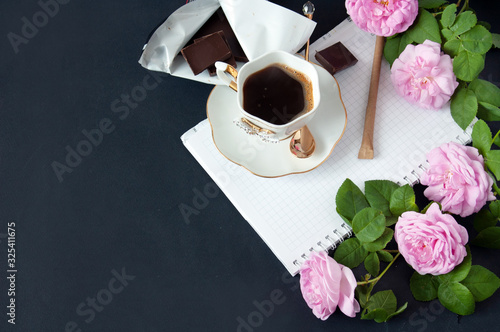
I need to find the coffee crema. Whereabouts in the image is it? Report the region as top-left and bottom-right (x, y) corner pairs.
(242, 63), (314, 125)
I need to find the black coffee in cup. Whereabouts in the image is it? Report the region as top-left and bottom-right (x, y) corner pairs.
(242, 64), (314, 125)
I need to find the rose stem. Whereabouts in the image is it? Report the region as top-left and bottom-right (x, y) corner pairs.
(357, 252), (401, 286)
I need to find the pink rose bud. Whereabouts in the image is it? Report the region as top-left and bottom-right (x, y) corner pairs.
(345, 0), (419, 36)
(391, 40), (459, 110)
(421, 142), (496, 217)
(299, 251), (360, 320)
(395, 203), (468, 275)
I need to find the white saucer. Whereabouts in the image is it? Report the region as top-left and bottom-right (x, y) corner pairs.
(206, 65), (347, 177)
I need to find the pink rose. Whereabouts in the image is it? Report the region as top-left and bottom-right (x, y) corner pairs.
(391, 40), (459, 110)
(345, 0), (418, 36)
(395, 203), (468, 275)
(299, 251), (360, 320)
(420, 142), (496, 217)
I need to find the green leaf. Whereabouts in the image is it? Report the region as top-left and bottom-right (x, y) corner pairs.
(361, 308), (389, 323)
(364, 252), (380, 277)
(385, 216), (398, 227)
(366, 290), (397, 314)
(384, 35), (402, 66)
(384, 33), (413, 66)
(389, 184), (419, 216)
(461, 25), (493, 55)
(473, 208), (498, 233)
(438, 282), (475, 315)
(477, 102), (500, 121)
(440, 4), (457, 28)
(450, 11), (477, 36)
(472, 226), (500, 249)
(450, 85), (478, 129)
(441, 28), (455, 42)
(363, 228), (394, 252)
(492, 32), (500, 48)
(490, 200), (500, 218)
(334, 238), (368, 268)
(462, 265), (500, 302)
(352, 208), (386, 243)
(472, 119), (492, 156)
(443, 38), (463, 57)
(436, 246), (472, 284)
(336, 179), (370, 221)
(407, 9), (442, 44)
(336, 210), (353, 228)
(377, 250), (393, 263)
(419, 0), (447, 9)
(469, 78), (500, 106)
(410, 272), (438, 301)
(355, 282), (374, 308)
(453, 50), (485, 81)
(485, 150), (500, 181)
(365, 180), (400, 217)
(386, 302), (408, 320)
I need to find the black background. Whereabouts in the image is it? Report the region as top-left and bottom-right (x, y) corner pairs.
(1, 1), (499, 331)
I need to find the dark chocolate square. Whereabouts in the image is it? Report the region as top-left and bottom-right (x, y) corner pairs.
(190, 8), (248, 62)
(315, 42), (358, 76)
(195, 31), (236, 76)
(181, 32), (231, 75)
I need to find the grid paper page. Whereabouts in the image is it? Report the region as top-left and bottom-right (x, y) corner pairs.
(181, 18), (472, 275)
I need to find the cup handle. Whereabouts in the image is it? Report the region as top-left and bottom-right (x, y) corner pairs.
(215, 62), (238, 92)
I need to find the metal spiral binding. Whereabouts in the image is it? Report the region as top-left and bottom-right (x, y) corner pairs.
(341, 223), (352, 236)
(292, 223), (352, 269)
(456, 134), (468, 145)
(401, 163), (429, 186)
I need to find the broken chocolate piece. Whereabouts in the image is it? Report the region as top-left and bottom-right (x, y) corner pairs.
(181, 32), (231, 75)
(190, 8), (248, 62)
(315, 42), (358, 76)
(195, 31), (236, 76)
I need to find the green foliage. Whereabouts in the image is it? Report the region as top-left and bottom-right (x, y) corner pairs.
(485, 150), (500, 181)
(389, 185), (419, 216)
(450, 85), (478, 130)
(492, 33), (500, 48)
(471, 119), (492, 156)
(352, 208), (386, 243)
(334, 238), (368, 268)
(361, 290), (407, 322)
(333, 174), (500, 320)
(406, 9), (442, 44)
(365, 252), (380, 277)
(418, 0), (447, 9)
(410, 273), (438, 301)
(336, 179), (370, 222)
(472, 226), (500, 249)
(334, 180), (414, 322)
(365, 180), (400, 217)
(363, 228), (394, 252)
(408, 246), (500, 315)
(438, 282), (475, 315)
(462, 265), (500, 301)
(382, 1), (496, 128)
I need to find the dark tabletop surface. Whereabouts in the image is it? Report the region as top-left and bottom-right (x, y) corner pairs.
(1, 1), (499, 331)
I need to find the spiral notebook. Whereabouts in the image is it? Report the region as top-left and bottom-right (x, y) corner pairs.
(181, 18), (473, 276)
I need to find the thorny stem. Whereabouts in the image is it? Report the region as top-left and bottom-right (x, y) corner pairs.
(357, 252), (401, 286)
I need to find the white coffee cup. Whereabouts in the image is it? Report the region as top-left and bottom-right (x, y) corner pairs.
(215, 50), (320, 143)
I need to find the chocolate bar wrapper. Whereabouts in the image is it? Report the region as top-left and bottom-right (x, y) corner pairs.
(138, 0), (316, 85)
